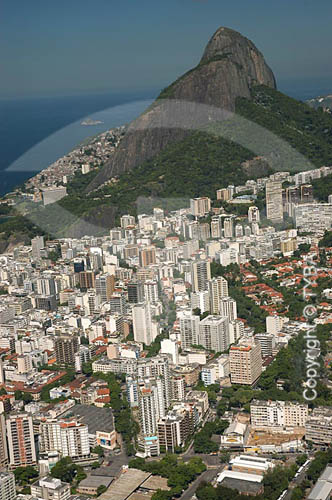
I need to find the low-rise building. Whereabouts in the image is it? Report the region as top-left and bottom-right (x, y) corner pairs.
(31, 477), (70, 500)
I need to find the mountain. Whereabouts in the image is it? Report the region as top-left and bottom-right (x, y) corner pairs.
(3, 27), (332, 244)
(89, 27), (276, 190)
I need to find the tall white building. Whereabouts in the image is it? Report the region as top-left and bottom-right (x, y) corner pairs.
(250, 400), (308, 429)
(0, 472), (16, 500)
(7, 413), (37, 467)
(190, 197), (211, 217)
(199, 315), (230, 352)
(230, 342), (262, 386)
(223, 218), (234, 238)
(144, 280), (159, 304)
(266, 315), (286, 334)
(126, 376), (139, 407)
(219, 297), (237, 321)
(160, 338), (179, 364)
(137, 356), (171, 414)
(138, 379), (163, 436)
(266, 181), (283, 222)
(39, 420), (90, 459)
(254, 333), (276, 357)
(248, 206), (260, 223)
(190, 291), (210, 313)
(191, 260), (211, 292)
(31, 235), (45, 259)
(133, 302), (159, 346)
(209, 276), (229, 315)
(179, 310), (200, 349)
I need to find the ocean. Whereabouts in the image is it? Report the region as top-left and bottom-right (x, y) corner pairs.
(0, 90), (157, 196)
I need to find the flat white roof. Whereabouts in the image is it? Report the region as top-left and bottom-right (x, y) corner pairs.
(230, 455), (273, 471)
(218, 471), (263, 484)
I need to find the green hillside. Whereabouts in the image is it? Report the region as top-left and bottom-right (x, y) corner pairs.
(3, 85), (332, 241)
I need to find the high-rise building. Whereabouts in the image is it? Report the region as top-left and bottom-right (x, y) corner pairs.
(126, 376), (139, 407)
(120, 214), (136, 229)
(216, 188), (231, 202)
(79, 271), (96, 290)
(219, 297), (237, 321)
(0, 472), (16, 500)
(7, 413), (37, 467)
(254, 333), (277, 357)
(190, 291), (210, 314)
(160, 338), (179, 365)
(266, 181), (283, 222)
(139, 247), (156, 268)
(179, 310), (200, 349)
(133, 303), (159, 346)
(158, 408), (192, 452)
(191, 260), (211, 292)
(209, 276), (229, 315)
(190, 197), (211, 217)
(54, 336), (79, 366)
(127, 281), (144, 304)
(250, 400), (308, 429)
(31, 235), (45, 260)
(223, 218), (234, 238)
(229, 342), (262, 386)
(199, 315), (230, 352)
(40, 420), (90, 459)
(17, 354), (33, 374)
(0, 414), (8, 467)
(144, 280), (159, 304)
(248, 206), (260, 223)
(36, 277), (56, 296)
(138, 380), (161, 436)
(210, 216), (222, 239)
(266, 315), (285, 335)
(74, 346), (91, 373)
(95, 274), (115, 302)
(137, 356), (171, 414)
(109, 293), (127, 314)
(35, 295), (57, 311)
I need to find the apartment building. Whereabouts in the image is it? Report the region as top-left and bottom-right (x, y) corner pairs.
(305, 407), (332, 445)
(250, 400), (308, 429)
(54, 336), (79, 365)
(0, 472), (16, 500)
(190, 197), (211, 217)
(229, 342), (262, 386)
(199, 315), (230, 353)
(6, 413), (37, 467)
(31, 477), (70, 500)
(39, 419), (90, 459)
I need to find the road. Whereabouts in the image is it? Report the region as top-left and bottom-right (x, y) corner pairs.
(284, 458), (313, 500)
(180, 468), (220, 500)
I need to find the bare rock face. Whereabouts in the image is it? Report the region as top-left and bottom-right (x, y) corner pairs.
(89, 27), (276, 190)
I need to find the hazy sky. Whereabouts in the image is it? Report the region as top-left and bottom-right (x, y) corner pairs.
(2, 0), (332, 98)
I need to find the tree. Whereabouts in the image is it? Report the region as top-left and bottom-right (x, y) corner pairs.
(296, 454), (308, 466)
(51, 457), (76, 483)
(219, 451), (230, 464)
(92, 445), (105, 458)
(290, 486), (305, 500)
(14, 466), (38, 486)
(97, 485), (108, 496)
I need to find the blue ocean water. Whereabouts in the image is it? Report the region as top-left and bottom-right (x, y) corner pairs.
(0, 90), (157, 196)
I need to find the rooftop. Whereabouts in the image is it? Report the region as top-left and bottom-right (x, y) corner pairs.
(62, 404), (114, 434)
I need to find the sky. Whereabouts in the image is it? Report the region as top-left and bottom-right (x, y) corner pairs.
(2, 0), (332, 99)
